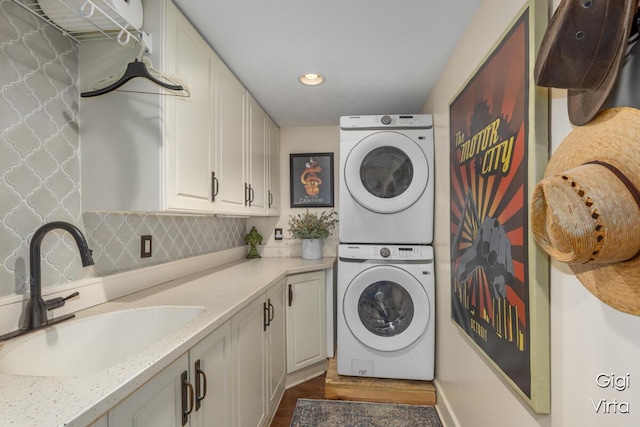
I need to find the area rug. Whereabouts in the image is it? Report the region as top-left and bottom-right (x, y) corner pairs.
(290, 399), (442, 427)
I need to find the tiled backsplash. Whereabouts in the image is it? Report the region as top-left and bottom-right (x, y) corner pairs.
(0, 1), (247, 298)
(0, 0), (87, 296)
(83, 212), (246, 276)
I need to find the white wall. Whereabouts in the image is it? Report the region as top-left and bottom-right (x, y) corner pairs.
(425, 0), (640, 426)
(248, 125), (340, 258)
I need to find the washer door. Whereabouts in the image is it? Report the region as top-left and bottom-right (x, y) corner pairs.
(343, 265), (430, 352)
(344, 131), (429, 214)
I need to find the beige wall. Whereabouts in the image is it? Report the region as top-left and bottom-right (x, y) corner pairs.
(425, 0), (640, 426)
(250, 2), (640, 424)
(248, 125), (340, 258)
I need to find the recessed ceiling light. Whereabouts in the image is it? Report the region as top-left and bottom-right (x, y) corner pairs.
(300, 73), (324, 86)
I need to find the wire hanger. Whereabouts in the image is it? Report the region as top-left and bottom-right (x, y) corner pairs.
(81, 42), (190, 98)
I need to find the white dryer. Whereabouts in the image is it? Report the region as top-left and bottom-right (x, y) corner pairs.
(337, 244), (435, 381)
(339, 114), (434, 245)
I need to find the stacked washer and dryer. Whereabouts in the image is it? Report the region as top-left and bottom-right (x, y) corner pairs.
(337, 114), (435, 381)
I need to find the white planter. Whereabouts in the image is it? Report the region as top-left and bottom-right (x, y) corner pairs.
(301, 239), (323, 260)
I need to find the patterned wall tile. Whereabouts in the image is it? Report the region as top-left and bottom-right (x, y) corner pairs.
(0, 1), (248, 298)
(0, 0), (87, 296)
(82, 212), (246, 276)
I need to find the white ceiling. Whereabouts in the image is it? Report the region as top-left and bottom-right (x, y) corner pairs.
(171, 0), (481, 127)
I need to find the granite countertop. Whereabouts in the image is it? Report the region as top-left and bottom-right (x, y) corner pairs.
(0, 257), (335, 427)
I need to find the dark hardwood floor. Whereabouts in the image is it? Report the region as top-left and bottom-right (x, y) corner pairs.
(270, 373), (327, 427)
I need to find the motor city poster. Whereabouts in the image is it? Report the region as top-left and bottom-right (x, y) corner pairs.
(449, 9), (532, 399)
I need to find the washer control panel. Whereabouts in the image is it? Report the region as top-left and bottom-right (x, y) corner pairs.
(339, 244), (433, 261)
(340, 114), (433, 129)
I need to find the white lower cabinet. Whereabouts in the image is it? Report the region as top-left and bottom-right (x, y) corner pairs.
(104, 274), (320, 427)
(266, 281), (286, 415)
(232, 279), (286, 427)
(190, 322), (233, 426)
(108, 323), (232, 427)
(89, 414), (108, 427)
(286, 271), (327, 373)
(231, 296), (266, 427)
(109, 353), (188, 426)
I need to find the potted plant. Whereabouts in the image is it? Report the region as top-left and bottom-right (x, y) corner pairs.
(288, 210), (338, 259)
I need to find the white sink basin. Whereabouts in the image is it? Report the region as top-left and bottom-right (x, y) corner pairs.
(0, 305), (206, 377)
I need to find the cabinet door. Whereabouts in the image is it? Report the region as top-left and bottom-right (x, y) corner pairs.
(267, 119), (280, 216)
(214, 65), (248, 215)
(246, 96), (267, 215)
(266, 280), (286, 414)
(164, 3), (216, 212)
(190, 322), (232, 427)
(109, 353), (189, 427)
(89, 414), (107, 427)
(232, 296), (267, 427)
(286, 271), (327, 373)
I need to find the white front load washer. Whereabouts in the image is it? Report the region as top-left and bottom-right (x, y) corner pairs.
(339, 114), (434, 245)
(337, 244), (435, 381)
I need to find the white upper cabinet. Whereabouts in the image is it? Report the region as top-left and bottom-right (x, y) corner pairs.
(246, 95), (268, 215)
(213, 63), (248, 215)
(213, 75), (272, 216)
(164, 4), (217, 212)
(267, 118), (281, 216)
(79, 0), (279, 216)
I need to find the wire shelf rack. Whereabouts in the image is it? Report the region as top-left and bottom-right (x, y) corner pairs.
(12, 0), (142, 45)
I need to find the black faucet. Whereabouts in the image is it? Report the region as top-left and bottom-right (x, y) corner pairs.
(0, 222), (94, 340)
(24, 221), (95, 330)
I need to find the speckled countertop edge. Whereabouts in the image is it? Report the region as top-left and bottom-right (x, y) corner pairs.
(0, 257), (335, 427)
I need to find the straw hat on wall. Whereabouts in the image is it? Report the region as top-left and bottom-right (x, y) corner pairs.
(531, 107), (640, 315)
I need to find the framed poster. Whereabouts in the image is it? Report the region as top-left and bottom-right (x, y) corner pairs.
(449, 0), (550, 413)
(290, 153), (334, 208)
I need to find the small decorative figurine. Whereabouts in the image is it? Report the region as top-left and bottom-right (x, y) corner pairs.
(244, 226), (263, 259)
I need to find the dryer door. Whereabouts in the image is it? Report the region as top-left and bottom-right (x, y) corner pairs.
(344, 131), (429, 214)
(343, 265), (430, 352)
